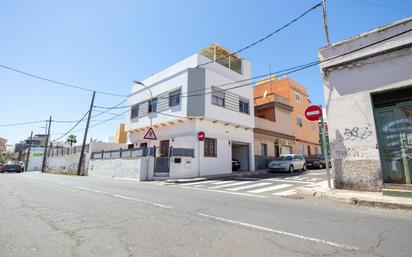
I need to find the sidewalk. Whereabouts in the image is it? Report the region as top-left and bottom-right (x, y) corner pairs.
(296, 181), (412, 211)
(164, 169), (269, 184)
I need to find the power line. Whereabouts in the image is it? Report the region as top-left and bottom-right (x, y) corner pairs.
(350, 0), (411, 13)
(52, 111), (89, 142)
(0, 120), (47, 127)
(197, 2), (322, 67)
(91, 99), (127, 118)
(0, 64), (127, 97)
(95, 26), (412, 110)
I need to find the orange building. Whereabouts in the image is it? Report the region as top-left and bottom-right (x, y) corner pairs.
(254, 77), (320, 157)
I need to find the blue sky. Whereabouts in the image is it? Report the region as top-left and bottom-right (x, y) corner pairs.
(1, 0), (411, 144)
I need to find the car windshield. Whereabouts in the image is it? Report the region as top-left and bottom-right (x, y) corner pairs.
(310, 155), (324, 159)
(275, 156), (293, 161)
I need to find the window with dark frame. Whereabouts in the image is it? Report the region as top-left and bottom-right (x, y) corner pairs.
(131, 105), (139, 119)
(148, 98), (157, 113)
(212, 88), (225, 107)
(169, 89), (181, 107)
(261, 143), (268, 156)
(204, 138), (217, 157)
(239, 99), (249, 114)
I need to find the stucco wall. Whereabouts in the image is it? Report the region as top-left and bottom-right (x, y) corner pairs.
(319, 18), (412, 191)
(46, 153), (88, 175)
(89, 158), (146, 180)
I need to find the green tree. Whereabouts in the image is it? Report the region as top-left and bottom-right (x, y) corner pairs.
(66, 134), (77, 147)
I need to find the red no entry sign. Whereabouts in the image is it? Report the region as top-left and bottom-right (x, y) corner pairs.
(305, 105), (322, 121)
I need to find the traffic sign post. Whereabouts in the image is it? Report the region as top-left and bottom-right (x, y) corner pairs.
(305, 105), (332, 189)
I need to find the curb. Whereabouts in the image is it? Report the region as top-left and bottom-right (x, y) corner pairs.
(296, 187), (412, 211)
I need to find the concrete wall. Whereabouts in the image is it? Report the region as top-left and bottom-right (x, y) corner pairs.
(319, 17), (412, 191)
(89, 157), (146, 180)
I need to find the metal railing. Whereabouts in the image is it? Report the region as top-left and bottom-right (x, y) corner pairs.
(47, 145), (89, 158)
(91, 146), (194, 160)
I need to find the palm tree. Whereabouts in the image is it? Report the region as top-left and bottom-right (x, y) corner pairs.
(66, 134), (77, 147)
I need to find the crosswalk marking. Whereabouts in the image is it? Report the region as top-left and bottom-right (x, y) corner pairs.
(212, 181), (236, 185)
(272, 189), (296, 196)
(248, 184), (292, 193)
(264, 179), (310, 184)
(226, 182), (272, 191)
(211, 181), (253, 189)
(184, 180), (217, 186)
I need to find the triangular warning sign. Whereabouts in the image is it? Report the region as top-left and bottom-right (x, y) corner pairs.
(143, 127), (157, 140)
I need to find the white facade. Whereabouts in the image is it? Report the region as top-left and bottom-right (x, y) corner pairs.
(126, 45), (255, 178)
(319, 17), (412, 191)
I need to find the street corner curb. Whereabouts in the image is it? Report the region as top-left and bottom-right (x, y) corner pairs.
(355, 199), (412, 211)
(295, 186), (329, 198)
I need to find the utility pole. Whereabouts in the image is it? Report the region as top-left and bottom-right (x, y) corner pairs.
(322, 0), (331, 46)
(25, 131), (33, 172)
(77, 91), (96, 176)
(41, 116), (52, 173)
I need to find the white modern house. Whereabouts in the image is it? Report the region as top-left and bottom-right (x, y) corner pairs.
(319, 17), (412, 194)
(125, 44), (255, 179)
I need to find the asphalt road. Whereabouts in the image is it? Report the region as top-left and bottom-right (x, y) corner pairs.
(1, 172), (412, 257)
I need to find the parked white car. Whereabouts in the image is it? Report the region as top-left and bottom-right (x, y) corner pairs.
(268, 154), (306, 173)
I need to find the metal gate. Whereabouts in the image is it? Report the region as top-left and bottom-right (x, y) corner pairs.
(374, 101), (412, 184)
(153, 144), (170, 176)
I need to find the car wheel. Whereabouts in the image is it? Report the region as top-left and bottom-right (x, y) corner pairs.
(329, 162), (332, 168)
(302, 164), (307, 171)
(289, 165), (294, 173)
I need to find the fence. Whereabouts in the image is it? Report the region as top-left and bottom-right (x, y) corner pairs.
(91, 146), (194, 160)
(47, 145), (89, 157)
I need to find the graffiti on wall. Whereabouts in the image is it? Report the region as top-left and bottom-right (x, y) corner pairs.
(343, 127), (373, 141)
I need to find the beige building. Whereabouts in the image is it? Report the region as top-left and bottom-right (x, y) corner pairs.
(0, 137), (7, 153)
(255, 77), (320, 158)
(253, 88), (295, 169)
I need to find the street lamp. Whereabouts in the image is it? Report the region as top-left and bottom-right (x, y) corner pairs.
(133, 80), (154, 181)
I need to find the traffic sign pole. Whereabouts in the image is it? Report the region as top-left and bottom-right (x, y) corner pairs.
(319, 105), (332, 189)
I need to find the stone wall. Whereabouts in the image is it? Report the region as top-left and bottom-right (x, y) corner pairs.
(334, 159), (383, 192)
(46, 153), (87, 175)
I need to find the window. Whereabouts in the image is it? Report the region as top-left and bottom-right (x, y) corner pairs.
(169, 89), (181, 107)
(148, 98), (157, 113)
(274, 145), (280, 158)
(239, 99), (249, 114)
(204, 138), (217, 157)
(261, 143), (268, 156)
(212, 88), (225, 107)
(307, 145), (311, 157)
(131, 105), (139, 119)
(295, 93), (301, 102)
(296, 117), (303, 127)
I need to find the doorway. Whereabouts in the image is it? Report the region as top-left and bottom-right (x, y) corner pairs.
(373, 87), (412, 184)
(232, 142), (250, 171)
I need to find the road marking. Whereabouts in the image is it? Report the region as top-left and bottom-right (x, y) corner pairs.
(180, 186), (266, 198)
(211, 181), (253, 189)
(264, 179), (311, 184)
(197, 213), (359, 251)
(75, 186), (173, 209)
(227, 182), (272, 191)
(112, 194), (173, 209)
(248, 184), (292, 193)
(183, 180), (217, 185)
(212, 181), (238, 185)
(272, 189), (296, 196)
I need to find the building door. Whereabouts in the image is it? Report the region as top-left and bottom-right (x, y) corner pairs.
(374, 101), (412, 184)
(154, 140), (170, 176)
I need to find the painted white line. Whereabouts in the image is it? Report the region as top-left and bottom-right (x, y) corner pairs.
(211, 181), (253, 189)
(264, 179), (311, 184)
(227, 182), (272, 191)
(197, 213), (359, 251)
(75, 186), (173, 209)
(272, 189), (296, 196)
(248, 184), (292, 193)
(111, 194), (173, 209)
(76, 186), (107, 194)
(212, 181), (237, 185)
(183, 180), (217, 186)
(180, 186), (266, 198)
